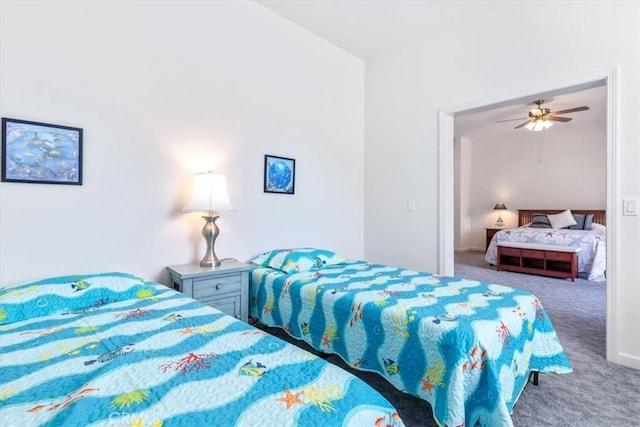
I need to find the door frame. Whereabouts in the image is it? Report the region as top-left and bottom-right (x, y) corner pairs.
(438, 68), (617, 363)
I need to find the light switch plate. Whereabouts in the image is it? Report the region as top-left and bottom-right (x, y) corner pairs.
(623, 199), (638, 216)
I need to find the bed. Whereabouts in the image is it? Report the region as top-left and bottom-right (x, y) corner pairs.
(0, 272), (404, 426)
(248, 248), (573, 427)
(485, 209), (606, 282)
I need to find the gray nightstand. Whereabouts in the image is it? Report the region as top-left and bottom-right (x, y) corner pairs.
(166, 261), (252, 322)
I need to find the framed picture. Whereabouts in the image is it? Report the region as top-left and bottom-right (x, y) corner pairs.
(264, 154), (295, 194)
(2, 117), (83, 185)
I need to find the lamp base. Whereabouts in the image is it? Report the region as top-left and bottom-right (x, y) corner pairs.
(200, 215), (221, 267)
(495, 215), (505, 228)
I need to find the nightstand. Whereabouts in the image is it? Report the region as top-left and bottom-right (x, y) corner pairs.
(485, 228), (502, 251)
(166, 261), (252, 322)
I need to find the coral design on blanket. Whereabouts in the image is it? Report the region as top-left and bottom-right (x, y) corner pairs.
(496, 321), (511, 348)
(304, 383), (343, 412)
(115, 308), (155, 319)
(160, 352), (219, 375)
(112, 390), (150, 410)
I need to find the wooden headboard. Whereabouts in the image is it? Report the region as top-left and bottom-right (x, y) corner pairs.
(518, 209), (606, 227)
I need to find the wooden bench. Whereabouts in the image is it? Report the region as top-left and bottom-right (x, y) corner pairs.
(497, 242), (582, 281)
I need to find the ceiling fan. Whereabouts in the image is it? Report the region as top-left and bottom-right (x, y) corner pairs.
(496, 99), (590, 131)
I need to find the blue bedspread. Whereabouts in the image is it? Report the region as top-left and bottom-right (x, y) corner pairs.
(249, 261), (573, 427)
(0, 272), (403, 426)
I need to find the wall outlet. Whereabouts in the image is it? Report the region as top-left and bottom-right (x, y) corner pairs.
(407, 200), (416, 212)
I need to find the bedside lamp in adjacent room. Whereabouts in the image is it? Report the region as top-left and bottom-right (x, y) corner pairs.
(184, 171), (233, 267)
(494, 202), (507, 228)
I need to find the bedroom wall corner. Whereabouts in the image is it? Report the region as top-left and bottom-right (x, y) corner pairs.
(0, 1), (365, 286)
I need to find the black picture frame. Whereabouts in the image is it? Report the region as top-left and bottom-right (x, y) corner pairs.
(264, 154), (295, 194)
(2, 117), (83, 185)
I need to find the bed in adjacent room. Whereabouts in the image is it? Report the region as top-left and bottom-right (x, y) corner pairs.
(485, 209), (606, 282)
(0, 272), (404, 426)
(248, 248), (573, 427)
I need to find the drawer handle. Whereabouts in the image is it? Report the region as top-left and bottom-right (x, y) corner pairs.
(215, 283), (222, 290)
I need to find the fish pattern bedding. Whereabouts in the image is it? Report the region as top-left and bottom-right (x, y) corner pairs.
(249, 249), (572, 427)
(0, 272), (404, 427)
(485, 225), (606, 282)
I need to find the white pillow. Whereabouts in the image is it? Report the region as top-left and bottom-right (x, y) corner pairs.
(548, 209), (577, 229)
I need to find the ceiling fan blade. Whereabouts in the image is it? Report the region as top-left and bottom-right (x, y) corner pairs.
(514, 120), (531, 129)
(495, 117), (528, 123)
(551, 106), (589, 115)
(547, 116), (572, 123)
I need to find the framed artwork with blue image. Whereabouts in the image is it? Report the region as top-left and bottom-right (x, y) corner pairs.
(2, 117), (83, 185)
(264, 154), (295, 194)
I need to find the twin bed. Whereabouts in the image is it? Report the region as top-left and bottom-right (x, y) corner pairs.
(485, 209), (607, 282)
(1, 245), (574, 427)
(0, 272), (403, 426)
(249, 248), (572, 427)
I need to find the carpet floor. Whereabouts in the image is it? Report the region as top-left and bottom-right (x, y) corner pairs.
(260, 251), (640, 426)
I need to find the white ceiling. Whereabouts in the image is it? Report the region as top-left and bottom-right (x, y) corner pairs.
(258, 0), (498, 60)
(257, 0), (607, 136)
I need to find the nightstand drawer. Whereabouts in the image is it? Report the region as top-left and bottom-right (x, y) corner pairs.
(201, 295), (241, 319)
(193, 274), (242, 299)
(545, 251), (573, 261)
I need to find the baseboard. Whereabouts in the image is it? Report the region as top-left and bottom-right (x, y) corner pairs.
(616, 352), (640, 370)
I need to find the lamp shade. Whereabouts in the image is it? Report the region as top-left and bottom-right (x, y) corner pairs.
(494, 202), (507, 210)
(183, 171), (232, 213)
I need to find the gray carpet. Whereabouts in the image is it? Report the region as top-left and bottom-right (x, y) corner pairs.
(261, 252), (640, 426)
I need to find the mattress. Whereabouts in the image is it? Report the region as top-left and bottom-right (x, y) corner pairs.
(0, 272), (404, 426)
(249, 261), (572, 427)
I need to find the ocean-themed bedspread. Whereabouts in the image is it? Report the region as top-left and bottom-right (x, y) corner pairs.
(0, 272), (403, 427)
(250, 262), (572, 427)
(485, 227), (606, 282)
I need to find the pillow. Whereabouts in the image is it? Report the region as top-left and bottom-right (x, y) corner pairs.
(528, 214), (552, 228)
(250, 248), (348, 273)
(548, 209), (577, 229)
(0, 272), (157, 325)
(568, 214), (586, 230)
(583, 214), (594, 230)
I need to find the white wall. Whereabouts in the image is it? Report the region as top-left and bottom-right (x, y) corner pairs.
(454, 136), (473, 250)
(456, 98), (607, 250)
(364, 2), (639, 368)
(0, 1), (365, 285)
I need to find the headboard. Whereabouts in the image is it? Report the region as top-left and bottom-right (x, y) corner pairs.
(518, 209), (606, 227)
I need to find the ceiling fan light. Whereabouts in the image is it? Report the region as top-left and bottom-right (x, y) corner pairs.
(526, 119), (552, 132)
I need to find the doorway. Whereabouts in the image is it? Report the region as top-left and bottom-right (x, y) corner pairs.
(438, 69), (617, 363)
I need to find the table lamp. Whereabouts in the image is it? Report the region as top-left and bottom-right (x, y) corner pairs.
(494, 202), (507, 228)
(183, 171), (232, 267)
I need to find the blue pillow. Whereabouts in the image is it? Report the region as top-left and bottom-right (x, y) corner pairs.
(528, 214), (552, 228)
(583, 214), (594, 230)
(569, 214), (586, 230)
(0, 272), (157, 325)
(251, 248), (349, 273)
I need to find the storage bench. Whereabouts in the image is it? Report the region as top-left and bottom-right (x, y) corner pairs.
(496, 242), (582, 281)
